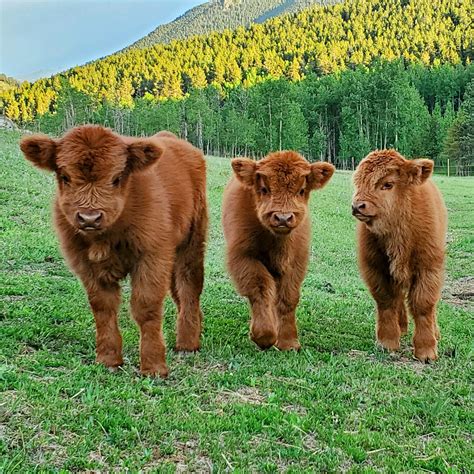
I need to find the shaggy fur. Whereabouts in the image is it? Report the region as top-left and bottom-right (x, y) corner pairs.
(222, 151), (335, 350)
(20, 126), (208, 377)
(352, 149), (447, 361)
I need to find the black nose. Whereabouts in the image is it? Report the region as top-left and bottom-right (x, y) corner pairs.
(352, 202), (366, 214)
(76, 210), (103, 229)
(272, 212), (295, 227)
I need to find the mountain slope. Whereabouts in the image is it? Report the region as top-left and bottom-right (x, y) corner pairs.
(126, 0), (336, 50)
(1, 0), (472, 123)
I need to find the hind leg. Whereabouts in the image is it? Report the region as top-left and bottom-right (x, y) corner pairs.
(174, 213), (207, 352)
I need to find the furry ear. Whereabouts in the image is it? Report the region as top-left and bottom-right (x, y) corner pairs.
(307, 162), (335, 190)
(231, 158), (257, 188)
(20, 135), (57, 171)
(127, 139), (163, 172)
(406, 159), (434, 185)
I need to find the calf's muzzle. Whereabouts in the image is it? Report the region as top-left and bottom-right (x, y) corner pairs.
(76, 209), (103, 230)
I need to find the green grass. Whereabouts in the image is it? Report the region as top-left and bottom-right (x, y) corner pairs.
(1, 130), (473, 472)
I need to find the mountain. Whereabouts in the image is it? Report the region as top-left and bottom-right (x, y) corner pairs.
(125, 0), (337, 51)
(1, 0), (472, 123)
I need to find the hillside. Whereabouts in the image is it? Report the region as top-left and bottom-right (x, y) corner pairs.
(2, 0), (472, 125)
(125, 0), (336, 51)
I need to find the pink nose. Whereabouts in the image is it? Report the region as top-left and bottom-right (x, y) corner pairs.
(271, 212), (295, 227)
(76, 210), (103, 229)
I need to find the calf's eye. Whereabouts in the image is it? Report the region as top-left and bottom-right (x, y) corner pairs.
(299, 188), (305, 196)
(59, 174), (70, 185)
(112, 176), (122, 187)
(382, 182), (393, 190)
(260, 186), (268, 195)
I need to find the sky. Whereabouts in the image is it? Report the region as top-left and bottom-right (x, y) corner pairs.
(0, 0), (204, 81)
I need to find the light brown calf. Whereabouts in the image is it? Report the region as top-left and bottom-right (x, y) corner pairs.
(20, 126), (208, 377)
(222, 151), (335, 350)
(352, 149), (447, 361)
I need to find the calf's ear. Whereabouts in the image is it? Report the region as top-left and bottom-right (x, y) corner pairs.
(307, 162), (335, 190)
(231, 158), (257, 187)
(127, 139), (163, 172)
(20, 135), (57, 171)
(406, 159), (434, 185)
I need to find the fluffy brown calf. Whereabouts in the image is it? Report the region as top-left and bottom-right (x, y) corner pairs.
(20, 126), (207, 377)
(352, 149), (447, 361)
(223, 151), (335, 350)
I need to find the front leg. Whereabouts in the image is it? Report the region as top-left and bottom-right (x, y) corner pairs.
(358, 226), (404, 351)
(228, 254), (277, 349)
(408, 269), (443, 362)
(275, 264), (306, 351)
(85, 281), (123, 369)
(368, 273), (405, 351)
(130, 255), (173, 377)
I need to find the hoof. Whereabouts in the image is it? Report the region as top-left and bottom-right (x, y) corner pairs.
(251, 330), (277, 350)
(97, 351), (123, 369)
(174, 342), (200, 353)
(414, 345), (438, 363)
(140, 364), (169, 379)
(376, 337), (400, 352)
(275, 339), (301, 351)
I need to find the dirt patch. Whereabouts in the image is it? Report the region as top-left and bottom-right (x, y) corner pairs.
(443, 276), (474, 309)
(282, 404), (308, 416)
(143, 440), (212, 473)
(2, 295), (27, 303)
(390, 355), (430, 374)
(347, 349), (429, 373)
(216, 386), (266, 406)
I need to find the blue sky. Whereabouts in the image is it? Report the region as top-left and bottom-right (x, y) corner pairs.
(0, 0), (204, 81)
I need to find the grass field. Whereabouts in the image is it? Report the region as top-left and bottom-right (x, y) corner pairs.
(1, 129), (473, 472)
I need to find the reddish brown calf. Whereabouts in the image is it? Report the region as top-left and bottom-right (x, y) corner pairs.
(352, 149), (447, 361)
(20, 126), (208, 377)
(222, 151), (335, 350)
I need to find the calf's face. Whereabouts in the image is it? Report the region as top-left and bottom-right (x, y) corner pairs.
(352, 150), (434, 227)
(232, 151), (335, 235)
(20, 126), (162, 234)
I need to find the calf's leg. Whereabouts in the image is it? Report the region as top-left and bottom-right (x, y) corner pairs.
(86, 281), (123, 369)
(131, 257), (173, 377)
(409, 270), (442, 362)
(275, 269), (305, 351)
(174, 212), (207, 352)
(364, 269), (404, 351)
(228, 255), (277, 349)
(358, 233), (403, 351)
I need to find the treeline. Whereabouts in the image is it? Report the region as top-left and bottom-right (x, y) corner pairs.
(0, 74), (19, 93)
(32, 61), (474, 174)
(1, 0), (472, 123)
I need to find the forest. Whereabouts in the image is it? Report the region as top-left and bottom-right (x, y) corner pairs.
(1, 0), (473, 172)
(31, 61), (474, 174)
(125, 0), (332, 51)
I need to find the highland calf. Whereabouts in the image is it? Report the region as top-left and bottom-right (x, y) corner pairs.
(352, 150), (447, 361)
(223, 151), (335, 350)
(20, 126), (207, 377)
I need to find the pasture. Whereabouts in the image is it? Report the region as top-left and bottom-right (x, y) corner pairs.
(1, 130), (473, 472)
